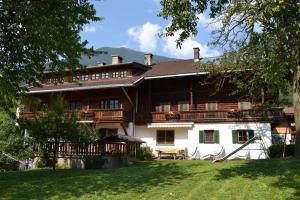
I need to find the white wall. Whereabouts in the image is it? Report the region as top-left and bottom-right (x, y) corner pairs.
(136, 122), (272, 160)
(135, 126), (189, 154)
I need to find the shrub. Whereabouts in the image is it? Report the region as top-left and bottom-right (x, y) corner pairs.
(136, 146), (153, 161)
(269, 144), (295, 158)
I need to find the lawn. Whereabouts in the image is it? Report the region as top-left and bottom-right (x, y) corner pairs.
(0, 159), (299, 200)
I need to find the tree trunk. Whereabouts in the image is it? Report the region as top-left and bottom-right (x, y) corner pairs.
(294, 48), (300, 158)
(52, 141), (58, 171)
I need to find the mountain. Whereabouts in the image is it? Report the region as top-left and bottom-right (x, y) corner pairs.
(79, 47), (175, 67)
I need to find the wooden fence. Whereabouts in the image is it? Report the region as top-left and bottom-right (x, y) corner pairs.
(42, 141), (139, 158)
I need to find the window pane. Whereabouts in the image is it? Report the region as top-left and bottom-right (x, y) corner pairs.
(157, 131), (165, 144)
(238, 130), (248, 143)
(179, 102), (189, 111)
(166, 131), (174, 144)
(240, 101), (251, 110)
(207, 102), (217, 111)
(161, 103), (170, 112)
(81, 74), (89, 81)
(204, 130), (214, 143)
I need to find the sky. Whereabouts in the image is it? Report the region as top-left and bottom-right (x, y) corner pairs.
(80, 0), (221, 59)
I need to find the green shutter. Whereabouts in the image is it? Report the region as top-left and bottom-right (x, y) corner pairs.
(199, 131), (204, 143)
(248, 130), (254, 140)
(232, 130), (238, 144)
(214, 130), (220, 144)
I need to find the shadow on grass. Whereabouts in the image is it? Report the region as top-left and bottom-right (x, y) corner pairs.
(214, 158), (300, 200)
(0, 161), (194, 199)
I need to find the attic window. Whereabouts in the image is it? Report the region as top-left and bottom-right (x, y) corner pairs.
(101, 72), (109, 79)
(71, 75), (79, 82)
(81, 74), (89, 81)
(112, 72), (120, 78)
(92, 73), (99, 80)
(120, 71), (127, 77)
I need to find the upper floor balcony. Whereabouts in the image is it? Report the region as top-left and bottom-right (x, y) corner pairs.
(20, 109), (131, 123)
(135, 108), (285, 123)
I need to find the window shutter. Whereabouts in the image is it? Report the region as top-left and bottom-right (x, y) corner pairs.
(199, 131), (204, 143)
(248, 130), (254, 139)
(232, 130), (238, 144)
(214, 130), (220, 144)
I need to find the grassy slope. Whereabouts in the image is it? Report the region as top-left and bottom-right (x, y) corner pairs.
(0, 159), (299, 200)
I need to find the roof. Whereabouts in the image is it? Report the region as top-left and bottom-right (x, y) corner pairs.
(28, 76), (143, 94)
(143, 57), (220, 79)
(98, 134), (145, 143)
(28, 57), (219, 93)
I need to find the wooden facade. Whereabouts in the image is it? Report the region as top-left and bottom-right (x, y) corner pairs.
(21, 57), (285, 125)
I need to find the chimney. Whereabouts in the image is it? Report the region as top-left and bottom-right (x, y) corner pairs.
(111, 55), (123, 65)
(97, 62), (106, 67)
(144, 53), (153, 66)
(193, 47), (200, 62)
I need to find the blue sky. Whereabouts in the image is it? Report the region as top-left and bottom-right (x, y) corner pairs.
(80, 0), (220, 59)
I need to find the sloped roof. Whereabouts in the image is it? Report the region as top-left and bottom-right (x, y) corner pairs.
(28, 76), (143, 94)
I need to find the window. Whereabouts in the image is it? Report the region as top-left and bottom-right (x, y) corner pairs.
(161, 102), (170, 112)
(101, 72), (109, 79)
(232, 130), (254, 144)
(70, 100), (80, 110)
(204, 130), (214, 143)
(238, 130), (248, 143)
(100, 99), (120, 109)
(178, 102), (189, 111)
(157, 130), (174, 145)
(47, 78), (58, 84)
(81, 74), (89, 81)
(199, 130), (220, 144)
(71, 75), (80, 82)
(120, 71), (127, 77)
(112, 71), (120, 78)
(92, 73), (99, 80)
(240, 101), (251, 110)
(207, 102), (217, 110)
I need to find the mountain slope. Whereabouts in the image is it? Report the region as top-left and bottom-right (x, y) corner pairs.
(80, 47), (175, 67)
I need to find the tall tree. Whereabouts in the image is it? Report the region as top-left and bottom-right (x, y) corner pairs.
(23, 95), (97, 170)
(0, 0), (101, 110)
(159, 0), (300, 157)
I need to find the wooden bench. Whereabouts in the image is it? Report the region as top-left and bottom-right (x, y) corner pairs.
(156, 148), (184, 160)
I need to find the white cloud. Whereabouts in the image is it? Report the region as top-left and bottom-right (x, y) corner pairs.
(197, 13), (221, 30)
(128, 22), (161, 52)
(83, 25), (96, 33)
(162, 32), (220, 58)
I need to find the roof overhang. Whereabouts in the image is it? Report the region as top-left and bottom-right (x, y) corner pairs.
(144, 72), (207, 80)
(28, 76), (144, 94)
(147, 122), (194, 128)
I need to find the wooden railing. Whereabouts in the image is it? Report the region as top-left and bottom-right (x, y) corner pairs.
(42, 141), (139, 157)
(136, 109), (284, 123)
(21, 109), (130, 122)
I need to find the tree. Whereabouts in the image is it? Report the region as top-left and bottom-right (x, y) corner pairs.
(158, 0), (300, 157)
(0, 111), (31, 170)
(23, 95), (97, 170)
(0, 0), (101, 111)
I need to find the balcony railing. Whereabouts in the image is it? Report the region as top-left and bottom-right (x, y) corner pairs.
(20, 109), (130, 122)
(135, 109), (285, 123)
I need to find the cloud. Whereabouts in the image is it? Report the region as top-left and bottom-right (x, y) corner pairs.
(128, 22), (161, 52)
(197, 13), (221, 30)
(83, 26), (96, 33)
(162, 32), (220, 58)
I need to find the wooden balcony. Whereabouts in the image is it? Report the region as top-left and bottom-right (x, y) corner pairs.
(135, 109), (285, 123)
(20, 109), (130, 122)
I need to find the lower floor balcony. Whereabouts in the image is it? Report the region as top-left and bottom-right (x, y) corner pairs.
(135, 109), (285, 123)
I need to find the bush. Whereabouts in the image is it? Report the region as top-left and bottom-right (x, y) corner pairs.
(0, 157), (19, 171)
(136, 146), (153, 161)
(269, 144), (295, 158)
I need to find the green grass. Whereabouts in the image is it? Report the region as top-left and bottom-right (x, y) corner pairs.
(0, 159), (299, 200)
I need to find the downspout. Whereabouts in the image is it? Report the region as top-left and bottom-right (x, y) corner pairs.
(121, 87), (135, 137)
